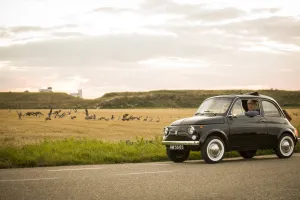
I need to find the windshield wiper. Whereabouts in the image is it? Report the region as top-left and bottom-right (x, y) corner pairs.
(195, 111), (216, 116)
(203, 110), (217, 116)
(204, 110), (214, 113)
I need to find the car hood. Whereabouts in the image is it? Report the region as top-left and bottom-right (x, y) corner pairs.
(171, 115), (225, 126)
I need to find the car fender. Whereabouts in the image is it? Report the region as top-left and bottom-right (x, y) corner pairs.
(278, 128), (297, 141)
(199, 129), (229, 145)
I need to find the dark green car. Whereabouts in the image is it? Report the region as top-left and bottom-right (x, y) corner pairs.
(162, 92), (299, 164)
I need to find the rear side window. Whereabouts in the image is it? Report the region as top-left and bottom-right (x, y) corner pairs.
(262, 101), (281, 117)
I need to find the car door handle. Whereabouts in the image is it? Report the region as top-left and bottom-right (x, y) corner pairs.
(258, 132), (267, 135)
(260, 119), (266, 122)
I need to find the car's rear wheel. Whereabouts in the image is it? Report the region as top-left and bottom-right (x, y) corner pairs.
(201, 136), (225, 164)
(275, 134), (295, 158)
(238, 150), (257, 159)
(166, 149), (190, 163)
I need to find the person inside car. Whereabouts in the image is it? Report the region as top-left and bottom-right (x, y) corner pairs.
(245, 99), (260, 117)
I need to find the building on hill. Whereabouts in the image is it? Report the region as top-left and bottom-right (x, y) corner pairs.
(39, 87), (52, 92)
(70, 89), (83, 98)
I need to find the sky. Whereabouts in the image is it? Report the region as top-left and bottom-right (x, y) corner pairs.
(0, 0), (299, 98)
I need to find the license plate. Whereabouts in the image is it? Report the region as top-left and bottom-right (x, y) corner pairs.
(169, 145), (184, 150)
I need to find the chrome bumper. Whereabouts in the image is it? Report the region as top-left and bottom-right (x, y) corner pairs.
(162, 141), (199, 146)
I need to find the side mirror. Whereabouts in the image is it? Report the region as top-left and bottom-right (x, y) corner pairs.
(228, 114), (238, 119)
(245, 111), (258, 117)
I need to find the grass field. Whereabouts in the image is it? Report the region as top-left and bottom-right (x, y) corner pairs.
(0, 108), (196, 146)
(0, 108), (299, 168)
(1, 108), (300, 146)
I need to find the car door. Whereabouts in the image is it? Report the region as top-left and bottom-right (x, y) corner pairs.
(261, 100), (287, 148)
(228, 99), (268, 150)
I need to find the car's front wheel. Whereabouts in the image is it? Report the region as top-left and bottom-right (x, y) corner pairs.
(166, 149), (190, 163)
(201, 136), (225, 164)
(275, 134), (295, 158)
(238, 150), (257, 159)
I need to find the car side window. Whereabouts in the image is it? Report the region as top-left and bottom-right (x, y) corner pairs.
(262, 101), (281, 117)
(231, 100), (244, 116)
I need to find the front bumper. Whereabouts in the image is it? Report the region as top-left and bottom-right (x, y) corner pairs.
(162, 141), (199, 146)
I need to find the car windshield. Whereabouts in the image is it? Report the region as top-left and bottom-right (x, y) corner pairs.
(195, 97), (233, 115)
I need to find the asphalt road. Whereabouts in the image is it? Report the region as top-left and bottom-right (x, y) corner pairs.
(1, 154), (300, 200)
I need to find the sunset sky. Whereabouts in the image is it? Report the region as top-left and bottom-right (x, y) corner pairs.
(0, 0), (299, 98)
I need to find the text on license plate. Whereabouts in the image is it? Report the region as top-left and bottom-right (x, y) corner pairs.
(169, 145), (184, 150)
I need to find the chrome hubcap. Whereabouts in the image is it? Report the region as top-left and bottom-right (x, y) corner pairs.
(280, 136), (294, 156)
(282, 141), (290, 152)
(207, 139), (224, 161)
(209, 144), (220, 157)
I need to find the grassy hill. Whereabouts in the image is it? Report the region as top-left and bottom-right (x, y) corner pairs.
(0, 89), (300, 109)
(94, 89), (300, 108)
(0, 92), (91, 109)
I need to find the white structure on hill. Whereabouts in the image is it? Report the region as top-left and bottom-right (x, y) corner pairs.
(39, 87), (52, 92)
(70, 89), (83, 98)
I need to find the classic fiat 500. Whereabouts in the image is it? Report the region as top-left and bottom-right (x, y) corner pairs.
(162, 92), (299, 164)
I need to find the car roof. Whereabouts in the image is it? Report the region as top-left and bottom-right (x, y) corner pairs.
(209, 92), (277, 102)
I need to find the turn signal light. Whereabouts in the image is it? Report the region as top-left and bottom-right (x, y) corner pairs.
(295, 129), (298, 137)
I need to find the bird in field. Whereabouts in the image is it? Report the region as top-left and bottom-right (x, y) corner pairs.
(16, 110), (22, 120)
(45, 108), (52, 121)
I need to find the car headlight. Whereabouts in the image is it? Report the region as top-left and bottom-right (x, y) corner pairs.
(163, 127), (169, 135)
(188, 126), (195, 135)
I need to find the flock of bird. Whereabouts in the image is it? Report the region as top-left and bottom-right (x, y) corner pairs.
(9, 108), (167, 122)
(8, 109), (300, 122)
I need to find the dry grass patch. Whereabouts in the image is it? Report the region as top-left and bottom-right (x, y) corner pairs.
(0, 108), (299, 147)
(0, 109), (194, 146)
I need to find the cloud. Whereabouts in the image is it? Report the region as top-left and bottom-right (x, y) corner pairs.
(1, 0), (300, 97)
(0, 61), (10, 67)
(8, 26), (46, 33)
(251, 8), (281, 14)
(91, 7), (134, 13)
(240, 39), (300, 54)
(52, 32), (85, 37)
(139, 0), (245, 22)
(0, 24), (81, 45)
(139, 0), (206, 16)
(138, 57), (211, 69)
(0, 34), (181, 68)
(1, 29), (253, 74)
(186, 7), (245, 21)
(216, 16), (300, 45)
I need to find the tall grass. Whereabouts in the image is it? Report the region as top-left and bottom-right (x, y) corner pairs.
(1, 137), (299, 169)
(0, 137), (166, 168)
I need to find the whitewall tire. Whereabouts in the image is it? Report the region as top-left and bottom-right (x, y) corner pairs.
(201, 136), (225, 164)
(275, 134), (295, 158)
